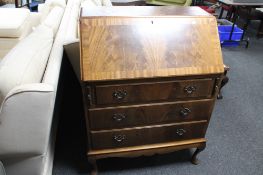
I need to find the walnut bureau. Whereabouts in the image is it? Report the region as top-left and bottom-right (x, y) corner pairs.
(79, 6), (224, 174)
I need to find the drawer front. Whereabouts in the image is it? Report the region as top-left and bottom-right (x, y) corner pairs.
(91, 122), (206, 149)
(94, 79), (214, 105)
(89, 100), (213, 130)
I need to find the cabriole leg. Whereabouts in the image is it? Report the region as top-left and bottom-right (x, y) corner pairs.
(191, 143), (206, 165)
(89, 158), (98, 175)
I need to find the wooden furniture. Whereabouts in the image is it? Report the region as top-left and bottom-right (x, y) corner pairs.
(218, 65), (230, 99)
(80, 6), (224, 174)
(219, 0), (263, 44)
(111, 0), (146, 6)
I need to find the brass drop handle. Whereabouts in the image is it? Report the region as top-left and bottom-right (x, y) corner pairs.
(180, 108), (191, 117)
(113, 90), (127, 100)
(176, 129), (186, 136)
(113, 113), (126, 122)
(184, 86), (197, 94)
(113, 134), (126, 142)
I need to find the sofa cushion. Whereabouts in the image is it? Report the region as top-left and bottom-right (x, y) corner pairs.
(0, 25), (54, 105)
(81, 0), (112, 6)
(0, 38), (20, 60)
(102, 0), (113, 6)
(40, 0), (66, 22)
(43, 6), (65, 35)
(0, 8), (30, 38)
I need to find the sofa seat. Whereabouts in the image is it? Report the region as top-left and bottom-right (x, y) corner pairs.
(0, 24), (54, 105)
(0, 8), (30, 38)
(0, 8), (41, 60)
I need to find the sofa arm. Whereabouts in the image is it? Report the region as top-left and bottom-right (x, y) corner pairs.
(27, 12), (41, 31)
(0, 83), (55, 158)
(64, 39), (81, 81)
(38, 4), (45, 13)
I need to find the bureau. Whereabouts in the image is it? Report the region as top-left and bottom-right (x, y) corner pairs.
(79, 6), (224, 174)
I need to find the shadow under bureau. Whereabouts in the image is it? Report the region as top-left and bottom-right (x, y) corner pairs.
(79, 6), (224, 174)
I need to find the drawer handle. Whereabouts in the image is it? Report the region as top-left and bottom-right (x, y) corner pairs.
(176, 129), (186, 136)
(112, 90), (127, 100)
(180, 108), (191, 117)
(184, 86), (197, 94)
(113, 113), (126, 122)
(113, 134), (126, 142)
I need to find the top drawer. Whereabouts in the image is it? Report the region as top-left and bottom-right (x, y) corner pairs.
(93, 79), (215, 105)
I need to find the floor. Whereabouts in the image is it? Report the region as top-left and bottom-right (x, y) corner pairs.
(53, 19), (263, 175)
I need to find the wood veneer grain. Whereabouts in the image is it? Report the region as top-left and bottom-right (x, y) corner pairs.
(88, 99), (213, 130)
(80, 7), (224, 81)
(91, 121), (207, 149)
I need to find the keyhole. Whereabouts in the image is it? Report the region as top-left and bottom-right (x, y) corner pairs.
(151, 21), (153, 24)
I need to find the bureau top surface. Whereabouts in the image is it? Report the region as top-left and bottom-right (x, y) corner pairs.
(80, 6), (224, 82)
(80, 6), (211, 17)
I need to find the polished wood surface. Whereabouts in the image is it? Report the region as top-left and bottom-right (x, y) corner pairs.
(94, 79), (214, 105)
(89, 99), (214, 130)
(80, 7), (224, 174)
(88, 138), (206, 157)
(91, 121), (207, 149)
(87, 139), (206, 174)
(80, 7), (224, 81)
(81, 6), (211, 17)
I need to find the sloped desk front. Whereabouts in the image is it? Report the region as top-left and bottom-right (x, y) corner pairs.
(80, 6), (224, 174)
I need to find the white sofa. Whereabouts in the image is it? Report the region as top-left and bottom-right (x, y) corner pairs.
(0, 0), (76, 175)
(0, 8), (40, 60)
(0, 0), (112, 174)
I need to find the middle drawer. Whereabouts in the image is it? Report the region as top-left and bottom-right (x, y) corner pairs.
(88, 99), (213, 130)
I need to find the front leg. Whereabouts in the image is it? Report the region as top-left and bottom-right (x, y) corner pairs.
(217, 65), (230, 99)
(191, 143), (206, 165)
(89, 158), (98, 175)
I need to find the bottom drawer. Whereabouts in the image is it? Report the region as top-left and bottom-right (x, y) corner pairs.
(91, 121), (207, 149)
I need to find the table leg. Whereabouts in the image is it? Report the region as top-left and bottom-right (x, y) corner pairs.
(220, 5), (249, 48)
(229, 6), (238, 41)
(241, 7), (252, 40)
(257, 21), (263, 38)
(226, 6), (234, 20)
(219, 7), (224, 19)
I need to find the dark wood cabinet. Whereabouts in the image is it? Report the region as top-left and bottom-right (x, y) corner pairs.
(80, 6), (224, 174)
(88, 99), (214, 130)
(94, 79), (215, 105)
(91, 121), (207, 149)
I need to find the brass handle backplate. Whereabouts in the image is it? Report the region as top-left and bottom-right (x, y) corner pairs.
(180, 108), (191, 117)
(184, 86), (197, 94)
(113, 90), (127, 100)
(176, 129), (186, 136)
(113, 113), (126, 122)
(113, 134), (126, 142)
